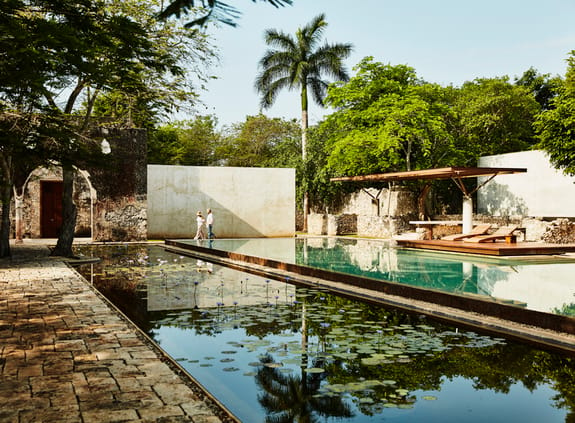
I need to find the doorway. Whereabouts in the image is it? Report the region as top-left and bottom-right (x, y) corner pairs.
(40, 180), (63, 238)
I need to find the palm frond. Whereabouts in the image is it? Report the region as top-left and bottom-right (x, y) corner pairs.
(158, 0), (292, 27)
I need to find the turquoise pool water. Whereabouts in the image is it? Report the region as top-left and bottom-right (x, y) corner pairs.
(183, 237), (575, 317)
(75, 244), (575, 423)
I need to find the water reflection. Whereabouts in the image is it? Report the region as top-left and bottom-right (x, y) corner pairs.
(75, 244), (575, 423)
(195, 237), (575, 316)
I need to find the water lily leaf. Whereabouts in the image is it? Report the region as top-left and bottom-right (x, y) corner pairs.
(264, 362), (283, 368)
(422, 395), (438, 401)
(304, 367), (325, 373)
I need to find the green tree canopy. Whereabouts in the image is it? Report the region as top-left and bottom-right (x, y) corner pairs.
(515, 67), (562, 111)
(148, 115), (222, 166)
(323, 57), (458, 177)
(0, 0), (214, 257)
(535, 51), (575, 175)
(452, 76), (540, 159)
(218, 114), (300, 167)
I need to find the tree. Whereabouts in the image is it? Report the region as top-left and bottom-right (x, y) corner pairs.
(1, 0), (211, 257)
(535, 51), (575, 175)
(148, 116), (222, 166)
(515, 67), (562, 112)
(158, 0), (292, 27)
(217, 114), (300, 167)
(254, 14), (353, 230)
(452, 77), (540, 159)
(322, 58), (459, 218)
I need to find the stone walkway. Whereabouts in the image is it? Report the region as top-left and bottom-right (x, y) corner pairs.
(0, 242), (233, 423)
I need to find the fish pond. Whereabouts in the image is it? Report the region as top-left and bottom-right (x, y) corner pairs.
(75, 243), (575, 423)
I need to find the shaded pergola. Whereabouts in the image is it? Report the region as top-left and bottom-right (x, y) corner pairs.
(330, 166), (527, 234)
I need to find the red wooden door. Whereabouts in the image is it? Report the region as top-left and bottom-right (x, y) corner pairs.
(41, 181), (63, 238)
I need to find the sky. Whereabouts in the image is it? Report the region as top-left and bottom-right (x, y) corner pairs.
(194, 0), (575, 127)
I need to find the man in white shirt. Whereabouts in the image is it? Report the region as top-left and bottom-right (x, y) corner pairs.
(206, 208), (215, 239)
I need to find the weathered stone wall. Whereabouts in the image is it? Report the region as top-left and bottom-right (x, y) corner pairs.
(11, 128), (147, 242)
(541, 219), (575, 244)
(308, 188), (416, 238)
(88, 128), (147, 242)
(17, 167), (92, 238)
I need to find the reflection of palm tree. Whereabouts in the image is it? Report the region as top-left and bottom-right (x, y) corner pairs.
(256, 353), (353, 423)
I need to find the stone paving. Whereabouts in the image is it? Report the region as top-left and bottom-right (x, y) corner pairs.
(0, 242), (232, 423)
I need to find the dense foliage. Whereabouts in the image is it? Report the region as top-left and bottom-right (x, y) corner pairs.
(536, 51), (575, 176)
(0, 0), (216, 256)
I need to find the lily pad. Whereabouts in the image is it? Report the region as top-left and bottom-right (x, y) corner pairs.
(304, 367), (325, 373)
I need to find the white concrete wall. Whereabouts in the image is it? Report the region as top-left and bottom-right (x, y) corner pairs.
(147, 165), (295, 238)
(478, 150), (575, 217)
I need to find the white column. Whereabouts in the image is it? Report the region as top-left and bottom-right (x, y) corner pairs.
(462, 196), (473, 234)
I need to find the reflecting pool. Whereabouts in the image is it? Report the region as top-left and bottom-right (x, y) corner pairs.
(75, 244), (575, 423)
(180, 237), (575, 317)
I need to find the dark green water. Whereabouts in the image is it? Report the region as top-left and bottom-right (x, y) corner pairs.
(75, 244), (575, 423)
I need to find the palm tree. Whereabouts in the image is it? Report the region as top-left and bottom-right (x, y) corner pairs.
(255, 14), (353, 231)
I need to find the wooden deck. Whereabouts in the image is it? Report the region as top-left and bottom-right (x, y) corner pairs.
(395, 239), (575, 256)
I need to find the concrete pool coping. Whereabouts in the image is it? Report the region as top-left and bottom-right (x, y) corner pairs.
(165, 239), (575, 356)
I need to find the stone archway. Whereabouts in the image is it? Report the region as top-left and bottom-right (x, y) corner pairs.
(14, 166), (96, 241)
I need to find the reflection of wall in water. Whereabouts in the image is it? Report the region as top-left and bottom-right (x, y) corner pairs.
(222, 238), (296, 263)
(485, 264), (575, 314)
(147, 263), (296, 312)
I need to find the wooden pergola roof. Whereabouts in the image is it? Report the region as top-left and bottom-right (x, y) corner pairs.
(330, 166), (527, 183)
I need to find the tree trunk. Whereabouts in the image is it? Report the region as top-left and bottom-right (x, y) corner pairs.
(417, 183), (432, 220)
(0, 182), (12, 258)
(51, 166), (77, 257)
(301, 86), (309, 232)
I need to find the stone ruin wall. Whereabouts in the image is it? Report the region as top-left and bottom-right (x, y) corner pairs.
(88, 128), (147, 242)
(17, 167), (92, 239)
(308, 186), (575, 243)
(308, 187), (416, 238)
(432, 214), (575, 243)
(12, 128), (147, 242)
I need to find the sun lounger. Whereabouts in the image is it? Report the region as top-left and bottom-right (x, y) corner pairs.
(463, 225), (519, 243)
(441, 223), (492, 241)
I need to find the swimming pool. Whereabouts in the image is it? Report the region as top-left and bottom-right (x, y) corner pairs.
(75, 244), (575, 423)
(174, 237), (575, 318)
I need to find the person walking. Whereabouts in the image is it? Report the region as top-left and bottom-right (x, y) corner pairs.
(194, 211), (206, 240)
(206, 208), (215, 239)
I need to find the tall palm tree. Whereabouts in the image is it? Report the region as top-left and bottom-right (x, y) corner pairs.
(255, 14), (353, 231)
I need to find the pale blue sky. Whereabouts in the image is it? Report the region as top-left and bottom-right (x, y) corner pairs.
(197, 0), (575, 127)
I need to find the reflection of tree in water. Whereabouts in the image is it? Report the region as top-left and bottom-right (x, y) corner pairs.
(256, 353), (354, 423)
(78, 244), (575, 420)
(553, 302), (575, 317)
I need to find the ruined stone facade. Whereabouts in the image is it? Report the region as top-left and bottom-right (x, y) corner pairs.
(89, 128), (147, 241)
(12, 128), (147, 242)
(308, 187), (416, 237)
